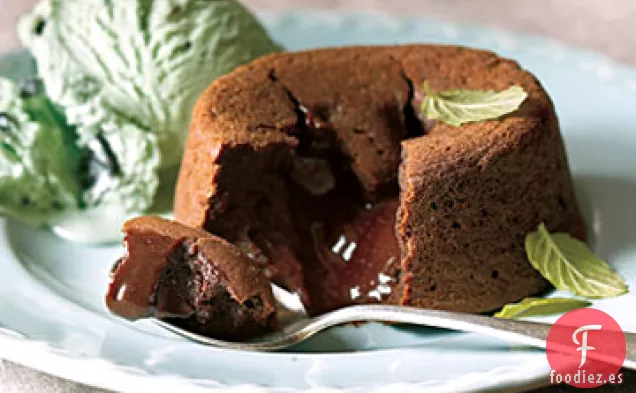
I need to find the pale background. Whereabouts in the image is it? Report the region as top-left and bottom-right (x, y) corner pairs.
(1, 0), (636, 392)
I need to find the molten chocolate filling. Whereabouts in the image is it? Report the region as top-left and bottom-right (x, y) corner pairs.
(284, 115), (402, 314)
(205, 99), (408, 315)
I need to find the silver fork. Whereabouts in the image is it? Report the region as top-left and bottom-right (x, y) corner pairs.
(155, 286), (636, 369)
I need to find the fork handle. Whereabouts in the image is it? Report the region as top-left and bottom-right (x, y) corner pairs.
(315, 305), (636, 370)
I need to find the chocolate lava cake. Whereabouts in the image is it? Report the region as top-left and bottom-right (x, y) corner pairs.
(106, 216), (276, 340)
(174, 45), (585, 316)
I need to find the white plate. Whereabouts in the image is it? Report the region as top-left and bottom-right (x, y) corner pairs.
(1, 11), (636, 393)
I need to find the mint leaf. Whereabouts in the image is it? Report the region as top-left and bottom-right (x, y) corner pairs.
(525, 223), (628, 298)
(420, 82), (528, 126)
(495, 297), (591, 319)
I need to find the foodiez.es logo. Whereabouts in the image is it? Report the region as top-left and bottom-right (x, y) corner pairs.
(546, 308), (626, 388)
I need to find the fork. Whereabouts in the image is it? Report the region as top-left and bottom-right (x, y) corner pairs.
(154, 286), (636, 370)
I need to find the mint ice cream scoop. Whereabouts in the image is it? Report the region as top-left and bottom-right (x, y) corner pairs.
(0, 77), (82, 226)
(18, 0), (281, 217)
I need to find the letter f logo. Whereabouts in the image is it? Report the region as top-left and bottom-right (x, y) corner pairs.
(572, 324), (602, 368)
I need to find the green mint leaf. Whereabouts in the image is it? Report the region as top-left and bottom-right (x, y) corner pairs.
(525, 223), (629, 298)
(495, 297), (591, 319)
(420, 82), (528, 126)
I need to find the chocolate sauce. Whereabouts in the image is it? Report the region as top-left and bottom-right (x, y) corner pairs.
(106, 232), (179, 319)
(106, 234), (197, 320)
(297, 200), (401, 315)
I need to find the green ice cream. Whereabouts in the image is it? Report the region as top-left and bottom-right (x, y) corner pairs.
(0, 77), (82, 226)
(17, 0), (281, 217)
